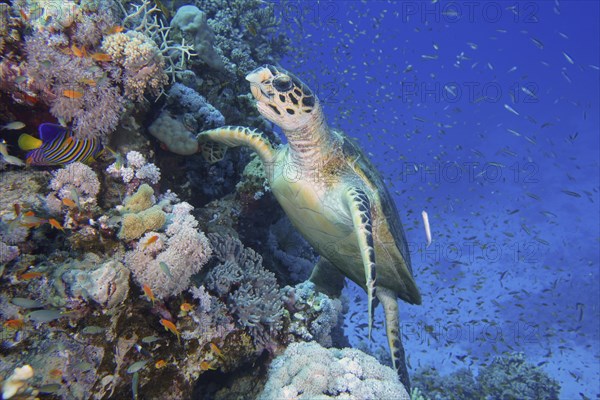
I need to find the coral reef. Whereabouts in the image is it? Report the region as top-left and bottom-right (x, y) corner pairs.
(148, 82), (224, 155)
(106, 150), (161, 192)
(206, 234), (284, 346)
(170, 5), (223, 70)
(23, 28), (125, 140)
(195, 0), (290, 76)
(59, 253), (130, 310)
(101, 30), (168, 103)
(258, 341), (410, 400)
(0, 240), (19, 265)
(281, 281), (343, 348)
(45, 162), (100, 215)
(266, 218), (317, 283)
(123, 202), (212, 299)
(478, 353), (561, 400)
(413, 353), (561, 400)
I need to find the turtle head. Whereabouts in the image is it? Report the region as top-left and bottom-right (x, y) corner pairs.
(246, 65), (318, 131)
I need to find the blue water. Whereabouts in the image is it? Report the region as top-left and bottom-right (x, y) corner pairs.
(278, 1), (599, 397)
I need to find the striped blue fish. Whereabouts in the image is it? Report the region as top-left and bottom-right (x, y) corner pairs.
(18, 123), (102, 166)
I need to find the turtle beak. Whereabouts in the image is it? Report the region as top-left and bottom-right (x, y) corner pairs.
(246, 66), (273, 102)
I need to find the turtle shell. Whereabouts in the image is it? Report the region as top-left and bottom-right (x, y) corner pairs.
(339, 132), (421, 305)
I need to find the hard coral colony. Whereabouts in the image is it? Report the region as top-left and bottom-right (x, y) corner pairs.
(0, 0), (577, 400)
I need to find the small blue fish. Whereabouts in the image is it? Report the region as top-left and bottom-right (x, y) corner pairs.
(18, 123), (102, 166)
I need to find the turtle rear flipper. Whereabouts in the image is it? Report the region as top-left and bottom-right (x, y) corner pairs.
(345, 187), (377, 339)
(197, 126), (276, 166)
(378, 286), (411, 392)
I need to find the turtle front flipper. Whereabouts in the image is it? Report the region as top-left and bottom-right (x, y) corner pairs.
(344, 187), (377, 339)
(197, 126), (276, 166)
(377, 286), (411, 392)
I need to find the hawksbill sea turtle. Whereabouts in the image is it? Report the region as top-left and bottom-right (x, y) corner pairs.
(197, 65), (421, 389)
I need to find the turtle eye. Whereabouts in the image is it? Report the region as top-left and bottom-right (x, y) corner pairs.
(273, 75), (293, 92)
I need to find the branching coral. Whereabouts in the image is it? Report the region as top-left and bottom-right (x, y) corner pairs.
(183, 285), (236, 344)
(259, 341), (410, 400)
(116, 0), (196, 82)
(205, 234), (284, 346)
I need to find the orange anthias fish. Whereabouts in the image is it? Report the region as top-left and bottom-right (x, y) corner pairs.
(143, 284), (155, 304)
(19, 271), (44, 280)
(48, 218), (65, 232)
(49, 369), (63, 379)
(62, 198), (78, 208)
(142, 235), (159, 249)
(180, 303), (193, 312)
(91, 52), (112, 62)
(3, 319), (25, 330)
(200, 361), (217, 371)
(63, 90), (84, 99)
(71, 44), (84, 58)
(20, 211), (46, 228)
(160, 319), (180, 343)
(155, 360), (167, 369)
(107, 25), (124, 34)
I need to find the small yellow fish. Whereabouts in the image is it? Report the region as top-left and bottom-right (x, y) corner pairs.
(200, 361), (217, 371)
(155, 359), (167, 369)
(180, 302), (193, 312)
(1, 121), (26, 130)
(80, 78), (97, 87)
